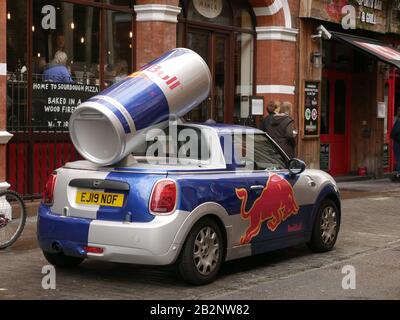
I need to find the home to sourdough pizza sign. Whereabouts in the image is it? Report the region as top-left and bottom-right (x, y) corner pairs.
(193, 0), (223, 19)
(32, 82), (99, 130)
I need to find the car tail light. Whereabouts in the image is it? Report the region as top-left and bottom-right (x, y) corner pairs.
(150, 180), (177, 215)
(83, 246), (104, 254)
(42, 172), (57, 205)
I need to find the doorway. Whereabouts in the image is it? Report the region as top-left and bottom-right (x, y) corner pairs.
(184, 29), (231, 123)
(177, 0), (255, 124)
(321, 71), (352, 175)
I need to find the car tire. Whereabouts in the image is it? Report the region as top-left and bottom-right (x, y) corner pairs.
(307, 199), (340, 253)
(43, 251), (84, 268)
(177, 218), (224, 286)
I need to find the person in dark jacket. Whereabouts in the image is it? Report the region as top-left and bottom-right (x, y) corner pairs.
(266, 101), (297, 158)
(261, 100), (280, 133)
(43, 51), (73, 83)
(391, 107), (400, 181)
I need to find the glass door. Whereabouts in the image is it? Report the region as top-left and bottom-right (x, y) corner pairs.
(184, 28), (231, 123)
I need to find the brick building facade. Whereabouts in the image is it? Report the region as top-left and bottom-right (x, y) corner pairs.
(2, 0), (400, 196)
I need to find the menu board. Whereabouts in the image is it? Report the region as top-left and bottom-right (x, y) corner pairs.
(32, 82), (100, 130)
(383, 143), (389, 168)
(304, 81), (320, 137)
(320, 143), (330, 171)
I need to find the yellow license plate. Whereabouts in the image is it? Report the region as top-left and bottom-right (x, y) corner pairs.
(76, 190), (124, 207)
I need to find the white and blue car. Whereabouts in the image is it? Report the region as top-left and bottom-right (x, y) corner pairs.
(38, 123), (341, 285)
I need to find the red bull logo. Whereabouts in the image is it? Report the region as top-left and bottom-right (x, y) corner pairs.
(128, 65), (182, 91)
(145, 65), (181, 90)
(235, 173), (300, 244)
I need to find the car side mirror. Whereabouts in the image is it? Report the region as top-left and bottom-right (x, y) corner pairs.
(288, 158), (306, 177)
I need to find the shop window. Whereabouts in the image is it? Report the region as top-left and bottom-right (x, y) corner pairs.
(6, 0), (28, 130)
(32, 1), (100, 85)
(104, 11), (133, 87)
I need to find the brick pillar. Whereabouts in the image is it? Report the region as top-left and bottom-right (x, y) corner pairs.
(249, 0), (298, 110)
(0, 2), (13, 191)
(134, 0), (181, 68)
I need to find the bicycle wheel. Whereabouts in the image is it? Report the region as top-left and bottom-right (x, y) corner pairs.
(0, 190), (27, 249)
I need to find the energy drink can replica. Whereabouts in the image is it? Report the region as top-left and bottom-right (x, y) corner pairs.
(69, 48), (212, 166)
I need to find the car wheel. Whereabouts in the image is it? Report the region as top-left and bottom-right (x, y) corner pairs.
(43, 251), (84, 268)
(177, 218), (224, 285)
(307, 199), (340, 253)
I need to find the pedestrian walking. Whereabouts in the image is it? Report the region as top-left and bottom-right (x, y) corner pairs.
(390, 106), (400, 182)
(260, 100), (280, 133)
(266, 101), (297, 158)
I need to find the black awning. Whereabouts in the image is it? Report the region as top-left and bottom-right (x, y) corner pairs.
(331, 31), (400, 69)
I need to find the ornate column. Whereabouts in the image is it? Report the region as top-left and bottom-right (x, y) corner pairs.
(134, 0), (181, 68)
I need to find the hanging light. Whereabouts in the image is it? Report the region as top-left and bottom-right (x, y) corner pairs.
(129, 31), (133, 38)
(70, 22), (75, 30)
(7, 12), (11, 20)
(32, 25), (35, 32)
(80, 37), (85, 44)
(311, 52), (322, 69)
(37, 53), (41, 58)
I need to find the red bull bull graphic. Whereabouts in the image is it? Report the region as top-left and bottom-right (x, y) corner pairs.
(235, 173), (300, 244)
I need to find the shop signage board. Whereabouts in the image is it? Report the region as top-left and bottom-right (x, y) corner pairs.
(320, 143), (330, 171)
(32, 82), (100, 130)
(301, 0), (388, 33)
(303, 81), (320, 137)
(193, 0), (223, 19)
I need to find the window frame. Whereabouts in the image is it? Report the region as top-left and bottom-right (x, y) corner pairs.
(229, 132), (291, 172)
(22, 0), (136, 128)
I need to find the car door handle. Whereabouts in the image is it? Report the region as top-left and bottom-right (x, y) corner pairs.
(250, 185), (265, 190)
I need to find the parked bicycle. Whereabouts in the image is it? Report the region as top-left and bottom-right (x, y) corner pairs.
(0, 190), (27, 249)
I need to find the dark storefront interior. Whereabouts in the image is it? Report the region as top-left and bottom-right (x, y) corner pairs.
(321, 32), (398, 176)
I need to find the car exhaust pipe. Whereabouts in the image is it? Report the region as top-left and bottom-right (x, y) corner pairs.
(52, 241), (62, 253)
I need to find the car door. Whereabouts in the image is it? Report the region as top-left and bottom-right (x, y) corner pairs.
(233, 133), (314, 253)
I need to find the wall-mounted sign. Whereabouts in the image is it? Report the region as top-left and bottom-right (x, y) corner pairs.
(303, 0), (388, 33)
(193, 0), (223, 19)
(303, 81), (320, 137)
(377, 101), (386, 119)
(250, 96), (264, 116)
(32, 82), (99, 129)
(320, 143), (330, 171)
(383, 143), (389, 167)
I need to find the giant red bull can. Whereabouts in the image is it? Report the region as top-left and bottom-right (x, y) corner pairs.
(69, 48), (211, 165)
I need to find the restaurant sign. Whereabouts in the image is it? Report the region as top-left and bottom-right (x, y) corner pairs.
(32, 82), (99, 129)
(193, 0), (223, 19)
(303, 0), (388, 33)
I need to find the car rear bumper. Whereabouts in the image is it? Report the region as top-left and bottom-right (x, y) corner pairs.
(37, 204), (188, 265)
